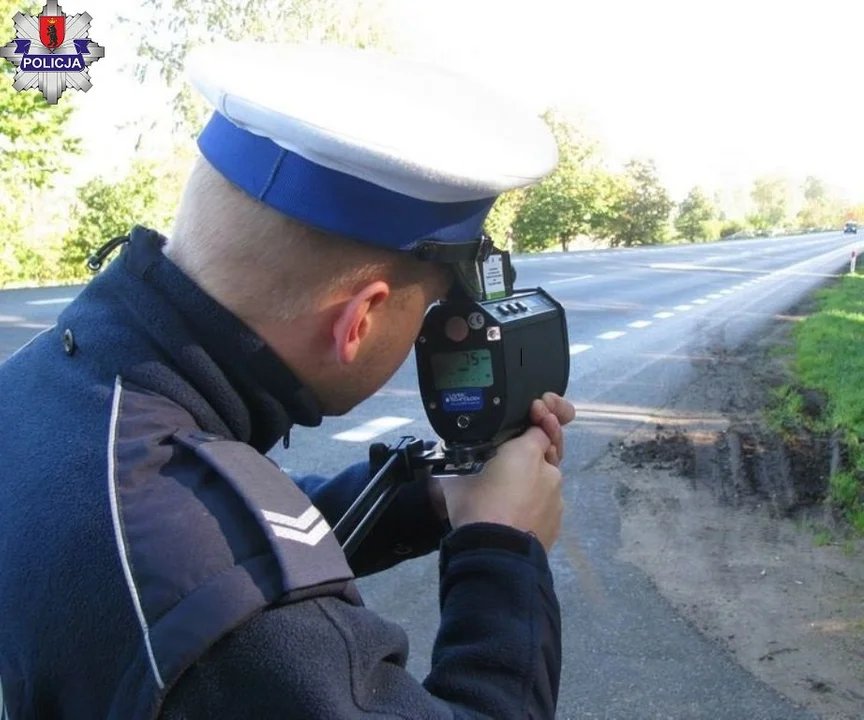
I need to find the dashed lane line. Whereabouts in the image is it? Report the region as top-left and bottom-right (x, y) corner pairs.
(332, 416), (413, 442)
(654, 312), (675, 319)
(692, 299), (709, 305)
(569, 344), (593, 355)
(548, 274), (594, 285)
(26, 297), (74, 306)
(675, 305), (694, 311)
(597, 331), (626, 340)
(649, 262), (757, 274)
(628, 320), (652, 329)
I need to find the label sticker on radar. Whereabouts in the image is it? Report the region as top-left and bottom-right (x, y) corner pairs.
(481, 254), (506, 300)
(442, 389), (484, 412)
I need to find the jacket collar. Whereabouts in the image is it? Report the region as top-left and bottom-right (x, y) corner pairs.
(107, 225), (322, 451)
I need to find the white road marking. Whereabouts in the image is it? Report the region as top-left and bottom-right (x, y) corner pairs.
(675, 305), (693, 311)
(650, 262), (752, 274)
(707, 293), (723, 299)
(569, 344), (593, 355)
(333, 417), (413, 442)
(720, 289), (734, 295)
(692, 299), (709, 304)
(26, 297), (73, 306)
(597, 331), (626, 340)
(9, 323), (52, 330)
(548, 274), (594, 285)
(628, 320), (652, 329)
(654, 312), (675, 319)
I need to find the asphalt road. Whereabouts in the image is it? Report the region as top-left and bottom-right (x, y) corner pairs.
(2, 231), (859, 718)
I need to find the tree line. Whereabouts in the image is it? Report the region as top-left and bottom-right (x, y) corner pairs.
(484, 110), (857, 254)
(0, 0), (860, 287)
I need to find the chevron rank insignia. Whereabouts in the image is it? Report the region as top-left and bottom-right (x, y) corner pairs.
(0, 0), (105, 104)
(262, 507), (331, 547)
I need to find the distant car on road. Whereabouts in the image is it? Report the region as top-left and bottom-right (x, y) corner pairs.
(844, 221), (857, 234)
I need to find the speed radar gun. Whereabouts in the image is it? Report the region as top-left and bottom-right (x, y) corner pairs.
(335, 234), (570, 557)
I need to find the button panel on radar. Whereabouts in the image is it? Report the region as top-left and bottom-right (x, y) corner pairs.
(492, 296), (542, 320)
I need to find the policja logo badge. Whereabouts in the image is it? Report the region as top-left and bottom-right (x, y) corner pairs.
(0, 0), (104, 104)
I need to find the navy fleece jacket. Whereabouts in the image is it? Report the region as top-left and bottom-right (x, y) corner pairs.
(0, 226), (562, 719)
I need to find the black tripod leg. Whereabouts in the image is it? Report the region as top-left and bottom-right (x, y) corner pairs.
(340, 481), (404, 559)
(333, 452), (400, 550)
(333, 437), (432, 559)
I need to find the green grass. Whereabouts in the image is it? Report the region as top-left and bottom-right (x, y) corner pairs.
(764, 384), (832, 439)
(813, 529), (832, 546)
(767, 341), (796, 359)
(765, 385), (806, 438)
(830, 471), (861, 508)
(795, 279), (864, 438)
(788, 272), (864, 532)
(852, 509), (864, 535)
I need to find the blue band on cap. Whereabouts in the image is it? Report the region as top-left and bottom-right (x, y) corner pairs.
(197, 112), (497, 250)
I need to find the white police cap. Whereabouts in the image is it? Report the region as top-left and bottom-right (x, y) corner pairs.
(184, 41), (558, 255)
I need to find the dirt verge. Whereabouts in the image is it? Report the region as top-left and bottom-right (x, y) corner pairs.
(598, 297), (864, 719)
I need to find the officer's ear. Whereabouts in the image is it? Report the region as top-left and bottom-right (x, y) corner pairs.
(332, 281), (391, 364)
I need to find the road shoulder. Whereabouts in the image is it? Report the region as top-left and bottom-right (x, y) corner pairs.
(595, 295), (864, 719)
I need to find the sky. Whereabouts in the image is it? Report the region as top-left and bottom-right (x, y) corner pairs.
(55, 0), (864, 206)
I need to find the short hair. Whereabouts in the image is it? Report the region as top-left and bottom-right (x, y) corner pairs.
(166, 156), (437, 324)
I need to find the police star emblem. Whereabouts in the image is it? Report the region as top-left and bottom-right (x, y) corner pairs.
(0, 0), (104, 104)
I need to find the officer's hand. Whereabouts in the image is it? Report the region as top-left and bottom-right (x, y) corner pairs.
(529, 392), (576, 468)
(440, 426), (563, 552)
(428, 394), (574, 524)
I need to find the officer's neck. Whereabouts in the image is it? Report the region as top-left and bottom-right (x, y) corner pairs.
(125, 226), (326, 450)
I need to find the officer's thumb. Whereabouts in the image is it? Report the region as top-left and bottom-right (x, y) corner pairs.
(519, 425), (553, 458)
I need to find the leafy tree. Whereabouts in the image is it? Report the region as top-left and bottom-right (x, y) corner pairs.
(511, 110), (612, 252)
(844, 203), (864, 223)
(675, 186), (715, 242)
(712, 190), (728, 222)
(513, 168), (613, 253)
(719, 220), (746, 238)
(124, 0), (394, 134)
(484, 189), (525, 252)
(606, 159), (674, 247)
(581, 170), (627, 244)
(803, 175), (827, 205)
(59, 156), (187, 281)
(797, 176), (844, 230)
(748, 176), (790, 231)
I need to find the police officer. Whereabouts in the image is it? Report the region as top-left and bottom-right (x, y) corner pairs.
(0, 42), (575, 719)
